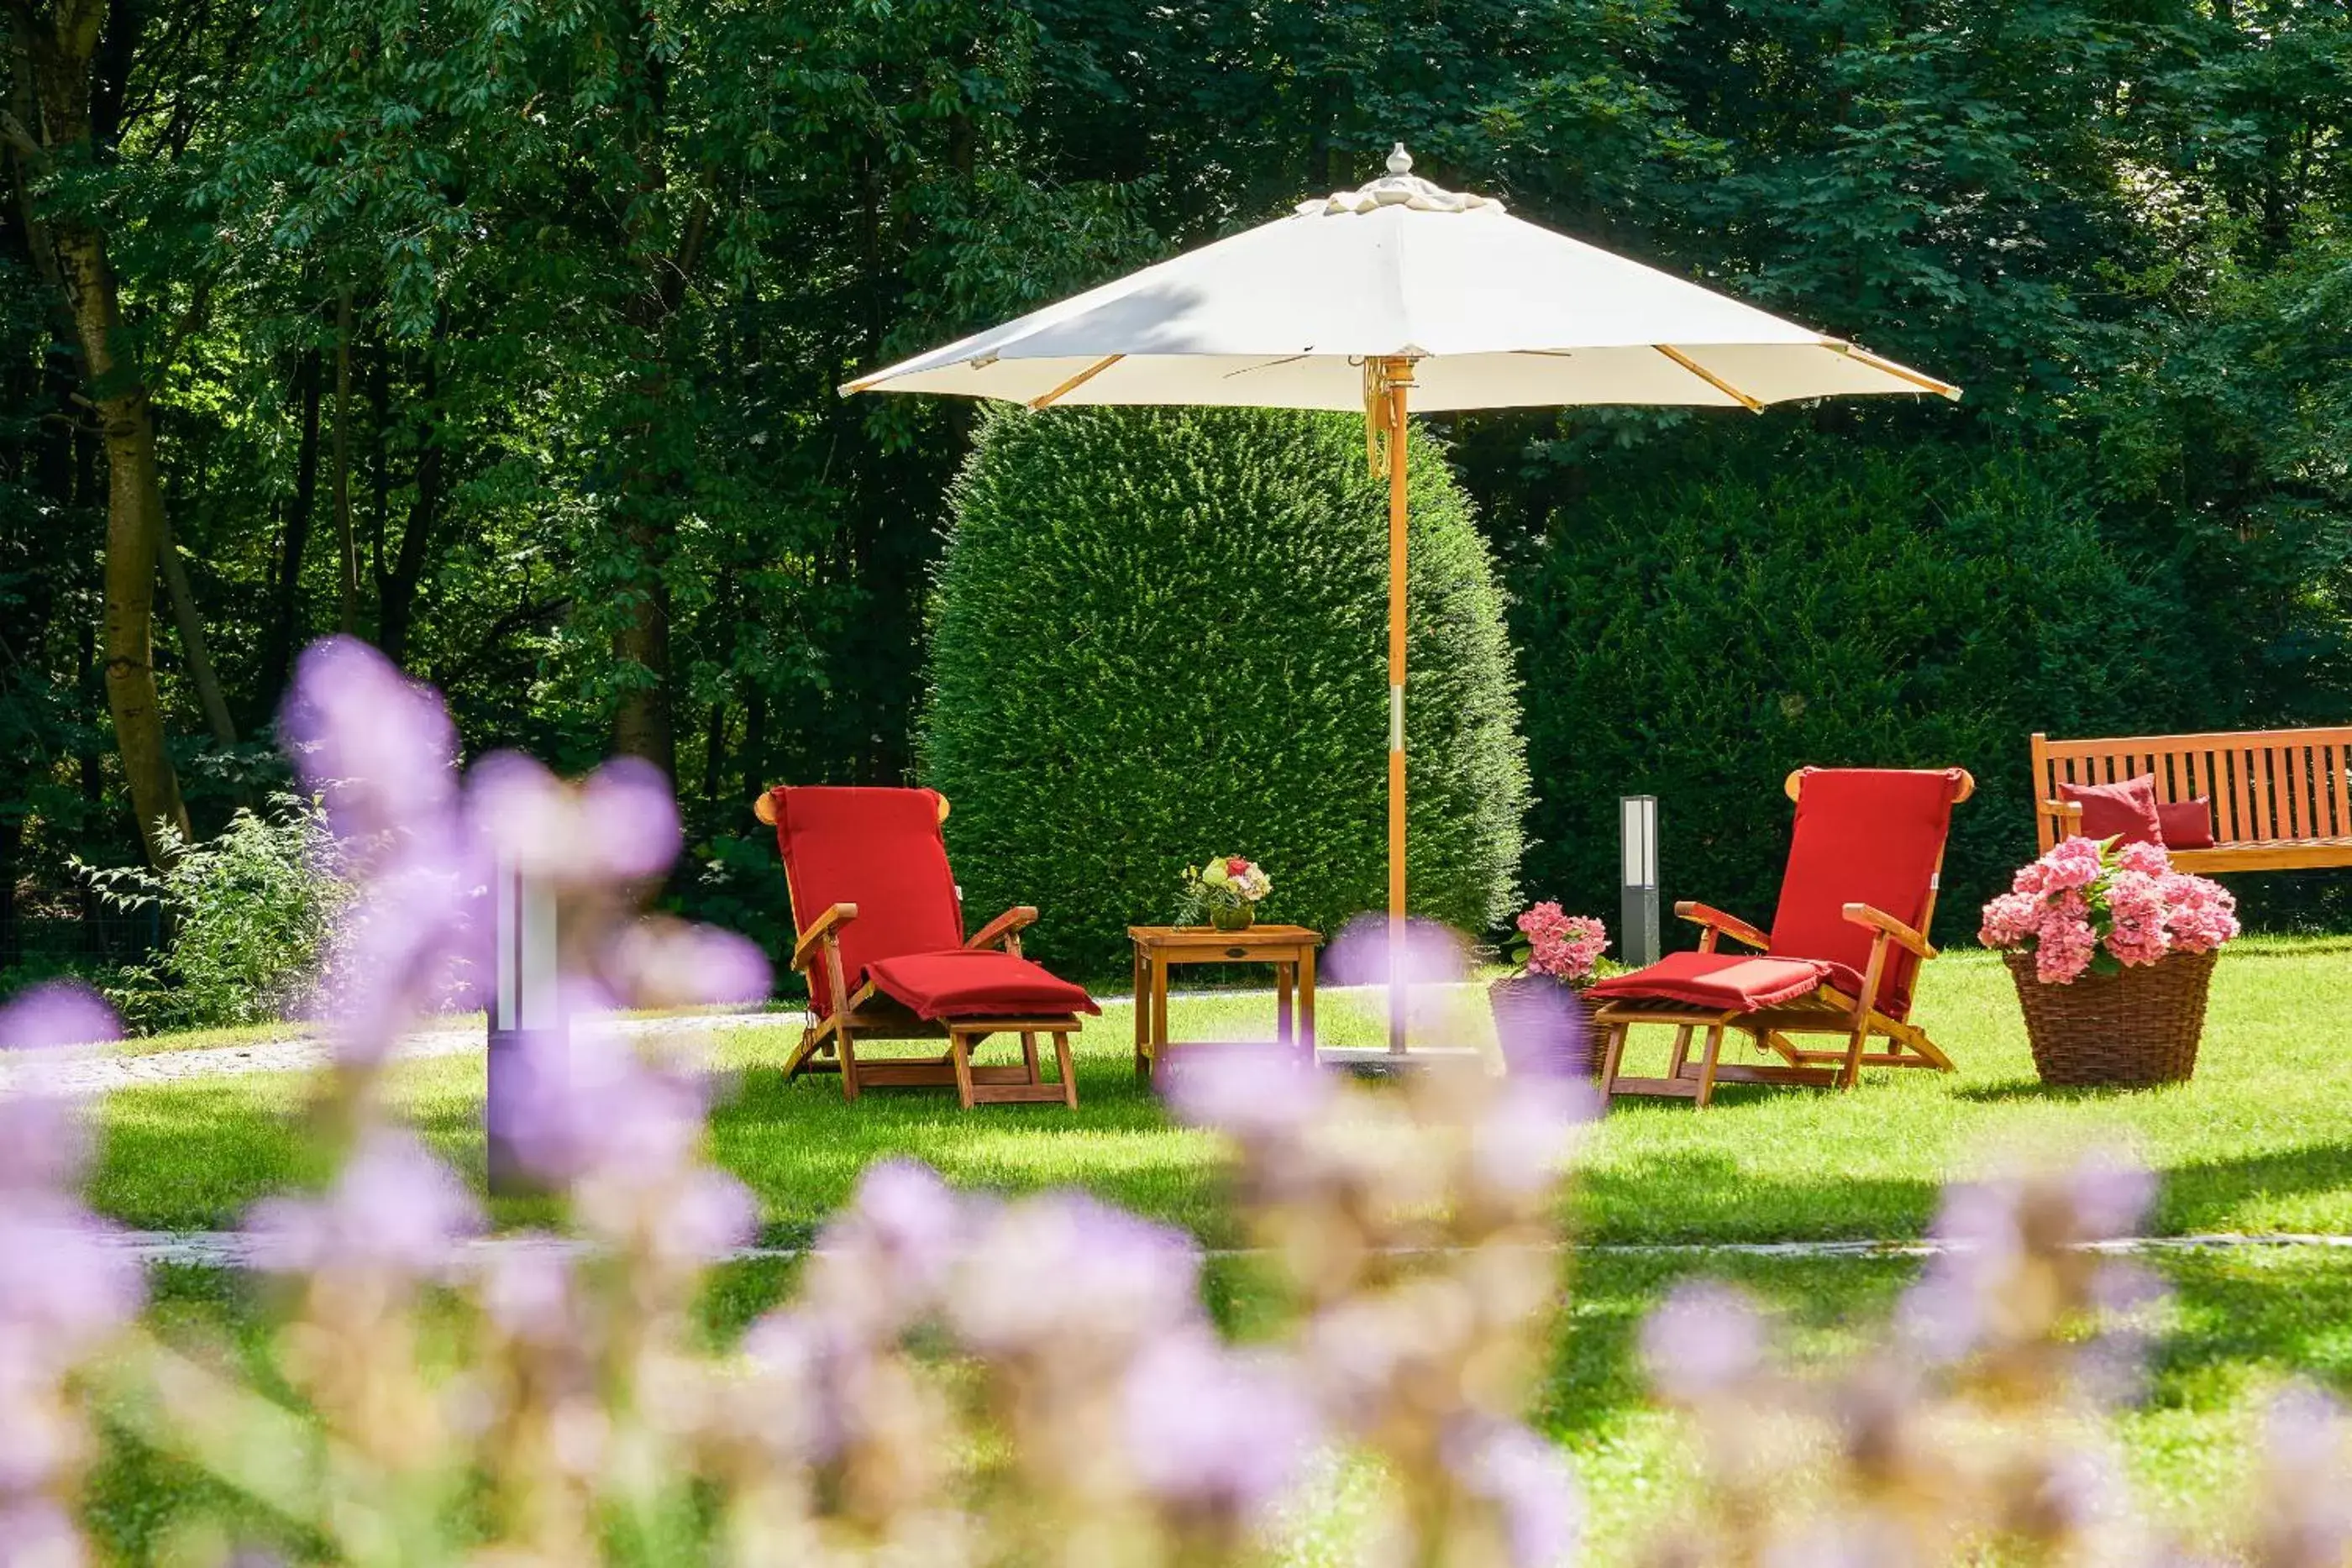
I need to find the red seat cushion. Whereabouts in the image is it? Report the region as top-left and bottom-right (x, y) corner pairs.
(865, 949), (1100, 1021)
(1587, 952), (1851, 1012)
(2156, 797), (2216, 850)
(2058, 775), (2162, 846)
(772, 786), (965, 1015)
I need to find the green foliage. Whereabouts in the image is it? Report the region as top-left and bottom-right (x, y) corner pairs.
(922, 406), (1529, 978)
(1512, 442), (2204, 940)
(83, 797), (353, 1033)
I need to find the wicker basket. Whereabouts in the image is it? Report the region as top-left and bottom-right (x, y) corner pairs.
(2003, 947), (2218, 1087)
(1488, 976), (1604, 1080)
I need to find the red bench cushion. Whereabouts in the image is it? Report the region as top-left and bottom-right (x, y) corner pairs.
(2058, 775), (2162, 846)
(2156, 797), (2216, 849)
(865, 949), (1100, 1021)
(1587, 952), (1855, 1012)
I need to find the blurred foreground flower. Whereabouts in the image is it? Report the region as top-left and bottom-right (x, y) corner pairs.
(8, 636), (2352, 1567)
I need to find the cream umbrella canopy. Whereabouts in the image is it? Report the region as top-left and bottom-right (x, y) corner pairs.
(845, 146), (1959, 1053)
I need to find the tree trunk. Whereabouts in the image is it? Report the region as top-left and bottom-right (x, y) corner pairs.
(14, 0), (191, 863)
(332, 283), (358, 634)
(375, 333), (445, 669)
(156, 512), (237, 745)
(257, 343), (323, 716)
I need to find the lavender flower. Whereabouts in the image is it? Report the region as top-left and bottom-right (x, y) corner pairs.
(1641, 1281), (1765, 1404)
(1443, 1416), (1583, 1568)
(244, 1130), (483, 1280)
(1121, 1331), (1319, 1527)
(281, 635), (459, 845)
(950, 1193), (1205, 1359)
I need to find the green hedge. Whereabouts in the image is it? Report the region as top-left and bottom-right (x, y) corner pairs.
(1510, 443), (2210, 946)
(921, 406), (1530, 980)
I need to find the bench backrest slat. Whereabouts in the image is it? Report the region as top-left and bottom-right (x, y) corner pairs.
(2031, 726), (2352, 853)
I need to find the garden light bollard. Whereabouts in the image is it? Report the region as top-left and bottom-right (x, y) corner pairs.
(488, 853), (562, 1194)
(1620, 794), (1661, 968)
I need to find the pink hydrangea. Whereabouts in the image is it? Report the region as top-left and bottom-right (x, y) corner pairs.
(1515, 903), (1609, 983)
(1980, 837), (2239, 984)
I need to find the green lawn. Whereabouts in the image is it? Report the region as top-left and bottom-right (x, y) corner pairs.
(90, 937), (2352, 1245)
(84, 1245), (2352, 1565)
(70, 935), (2352, 1563)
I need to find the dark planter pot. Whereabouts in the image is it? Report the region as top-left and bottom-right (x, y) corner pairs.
(2004, 947), (2219, 1087)
(1487, 974), (1603, 1080)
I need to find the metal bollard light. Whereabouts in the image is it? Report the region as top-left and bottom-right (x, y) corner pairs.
(1620, 794), (1660, 968)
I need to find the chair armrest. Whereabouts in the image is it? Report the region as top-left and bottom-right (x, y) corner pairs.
(791, 902), (858, 973)
(967, 906), (1039, 952)
(1674, 900), (1771, 952)
(1843, 902), (1936, 960)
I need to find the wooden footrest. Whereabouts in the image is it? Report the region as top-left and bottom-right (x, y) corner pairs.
(969, 1082), (1078, 1105)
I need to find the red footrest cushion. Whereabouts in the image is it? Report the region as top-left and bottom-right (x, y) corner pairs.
(865, 949), (1100, 1021)
(1586, 951), (1861, 1012)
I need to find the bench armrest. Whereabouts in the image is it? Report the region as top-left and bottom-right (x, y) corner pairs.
(967, 905), (1039, 952)
(1843, 902), (1936, 959)
(2041, 798), (2085, 838)
(791, 902), (858, 974)
(1675, 900), (1770, 952)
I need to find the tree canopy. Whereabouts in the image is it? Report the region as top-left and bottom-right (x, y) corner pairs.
(3, 0), (2348, 973)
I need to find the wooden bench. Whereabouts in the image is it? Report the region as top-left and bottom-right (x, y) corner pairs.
(2032, 727), (2352, 873)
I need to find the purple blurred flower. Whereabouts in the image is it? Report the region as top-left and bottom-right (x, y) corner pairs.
(1641, 1281), (1764, 1403)
(479, 1239), (582, 1343)
(952, 1193), (1203, 1356)
(1164, 1050), (1331, 1143)
(739, 1308), (852, 1465)
(244, 1130), (482, 1279)
(1468, 1075), (1593, 1199)
(0, 1197), (143, 1359)
(1122, 1331), (1318, 1523)
(2255, 1382), (2352, 1567)
(0, 1499), (84, 1568)
(578, 758), (682, 884)
(0, 982), (118, 1054)
(603, 920), (772, 1012)
(282, 636), (459, 843)
(649, 1168), (758, 1266)
(494, 1023), (706, 1189)
(811, 1161), (966, 1321)
(1323, 914), (1473, 989)
(1443, 1416), (1583, 1568)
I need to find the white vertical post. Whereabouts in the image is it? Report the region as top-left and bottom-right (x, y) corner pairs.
(487, 852), (563, 1194)
(1620, 794), (1660, 968)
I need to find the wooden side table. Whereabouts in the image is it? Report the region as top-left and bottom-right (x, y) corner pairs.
(1128, 924), (1321, 1086)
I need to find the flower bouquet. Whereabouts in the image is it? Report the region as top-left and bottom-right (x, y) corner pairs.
(1488, 902), (1609, 1079)
(1179, 855), (1272, 932)
(1980, 836), (2239, 1085)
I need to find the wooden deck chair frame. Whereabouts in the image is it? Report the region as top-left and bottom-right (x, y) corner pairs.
(754, 789), (1080, 1110)
(1596, 768), (1973, 1109)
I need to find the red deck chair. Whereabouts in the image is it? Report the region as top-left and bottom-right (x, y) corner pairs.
(754, 785), (1097, 1109)
(1588, 767), (1974, 1107)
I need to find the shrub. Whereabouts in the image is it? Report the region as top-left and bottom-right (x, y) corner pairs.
(921, 405), (1530, 978)
(1511, 443), (2208, 941)
(82, 794), (354, 1031)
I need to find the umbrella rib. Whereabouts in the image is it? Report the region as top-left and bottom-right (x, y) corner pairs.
(1653, 345), (1764, 412)
(1026, 354), (1125, 410)
(1824, 340), (1964, 401)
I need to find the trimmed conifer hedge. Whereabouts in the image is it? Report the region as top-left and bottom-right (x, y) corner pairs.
(1509, 443), (2211, 942)
(921, 406), (1530, 981)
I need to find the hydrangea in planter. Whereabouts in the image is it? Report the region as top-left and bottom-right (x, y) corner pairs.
(1488, 902), (1609, 1079)
(1980, 837), (2239, 1086)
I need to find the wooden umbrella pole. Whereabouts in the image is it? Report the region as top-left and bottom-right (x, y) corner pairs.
(1384, 357), (1414, 1055)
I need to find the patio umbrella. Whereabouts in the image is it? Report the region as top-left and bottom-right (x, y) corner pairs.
(844, 145), (1960, 1054)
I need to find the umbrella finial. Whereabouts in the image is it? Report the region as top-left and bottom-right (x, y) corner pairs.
(1388, 143), (1413, 176)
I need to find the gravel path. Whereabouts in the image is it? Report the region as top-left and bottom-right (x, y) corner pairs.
(107, 1229), (2352, 1272)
